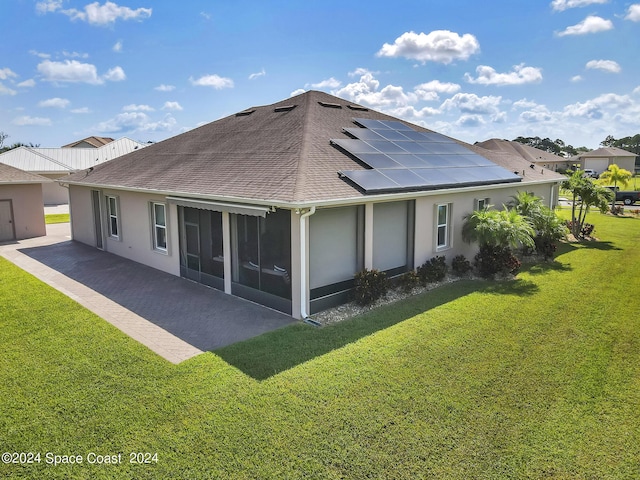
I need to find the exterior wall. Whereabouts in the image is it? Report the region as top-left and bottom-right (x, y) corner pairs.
(69, 185), (179, 275)
(581, 156), (635, 175)
(41, 173), (70, 205)
(414, 183), (556, 267)
(0, 184), (46, 240)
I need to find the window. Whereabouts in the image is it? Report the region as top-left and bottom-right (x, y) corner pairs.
(107, 196), (119, 239)
(436, 203), (450, 250)
(476, 197), (490, 210)
(152, 203), (167, 251)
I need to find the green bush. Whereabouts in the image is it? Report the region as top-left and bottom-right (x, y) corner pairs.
(399, 270), (420, 292)
(451, 255), (472, 276)
(474, 244), (521, 279)
(353, 269), (388, 305)
(417, 256), (448, 284)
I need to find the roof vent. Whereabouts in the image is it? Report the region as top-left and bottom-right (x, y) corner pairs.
(347, 104), (369, 111)
(274, 105), (297, 112)
(236, 109), (256, 117)
(318, 101), (342, 109)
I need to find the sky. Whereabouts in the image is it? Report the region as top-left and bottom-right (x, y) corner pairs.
(1, 0), (640, 150)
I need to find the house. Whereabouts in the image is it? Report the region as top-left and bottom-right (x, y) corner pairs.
(61, 136), (115, 149)
(475, 138), (572, 172)
(62, 91), (564, 319)
(0, 137), (147, 205)
(570, 146), (637, 176)
(0, 163), (50, 241)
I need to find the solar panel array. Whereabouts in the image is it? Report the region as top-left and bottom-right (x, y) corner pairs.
(334, 118), (521, 194)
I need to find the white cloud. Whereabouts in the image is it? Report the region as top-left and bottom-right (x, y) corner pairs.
(586, 59), (621, 73)
(512, 98), (538, 109)
(95, 112), (177, 134)
(441, 93), (503, 115)
(556, 15), (613, 36)
(37, 60), (125, 84)
(35, 0), (63, 14)
(519, 105), (554, 123)
(62, 51), (89, 59)
(155, 84), (175, 92)
(162, 101), (183, 111)
(71, 107), (91, 113)
(414, 80), (460, 101)
(465, 64), (543, 86)
(0, 84), (17, 96)
(563, 93), (632, 119)
(62, 1), (152, 26)
(386, 105), (441, 121)
(18, 79), (36, 88)
(38, 97), (70, 108)
(550, 0), (609, 12)
(290, 88), (306, 97)
(571, 75), (583, 82)
(377, 30), (480, 64)
(29, 50), (51, 59)
(626, 4), (640, 21)
(335, 70), (414, 108)
(249, 68), (266, 80)
(0, 68), (18, 80)
(12, 116), (52, 126)
(189, 74), (234, 89)
(104, 66), (126, 81)
(311, 77), (341, 89)
(456, 114), (485, 127)
(38, 60), (101, 84)
(200, 12), (212, 20)
(123, 104), (154, 112)
(113, 41), (123, 52)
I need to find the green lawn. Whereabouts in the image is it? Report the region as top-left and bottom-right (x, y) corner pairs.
(44, 213), (70, 224)
(1, 213), (639, 479)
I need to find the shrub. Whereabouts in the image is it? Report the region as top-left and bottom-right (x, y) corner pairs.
(417, 256), (447, 284)
(399, 270), (420, 292)
(353, 269), (388, 305)
(612, 205), (624, 216)
(533, 236), (557, 260)
(566, 221), (594, 238)
(451, 255), (472, 276)
(474, 244), (521, 279)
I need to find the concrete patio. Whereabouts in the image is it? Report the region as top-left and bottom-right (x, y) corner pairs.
(0, 222), (296, 364)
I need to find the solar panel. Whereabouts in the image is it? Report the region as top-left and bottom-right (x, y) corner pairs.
(333, 118), (521, 193)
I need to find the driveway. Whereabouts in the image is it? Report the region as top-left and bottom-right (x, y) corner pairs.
(0, 223), (296, 363)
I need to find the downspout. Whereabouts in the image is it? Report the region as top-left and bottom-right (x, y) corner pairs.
(299, 206), (317, 324)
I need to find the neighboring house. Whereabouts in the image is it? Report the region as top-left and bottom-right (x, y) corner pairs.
(0, 137), (147, 205)
(62, 136), (115, 149)
(475, 138), (572, 172)
(63, 91), (564, 319)
(570, 146), (637, 176)
(0, 163), (49, 241)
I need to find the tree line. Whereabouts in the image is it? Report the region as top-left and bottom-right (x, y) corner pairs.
(512, 134), (640, 157)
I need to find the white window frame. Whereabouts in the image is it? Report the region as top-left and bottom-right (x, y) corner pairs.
(107, 195), (120, 240)
(475, 197), (490, 211)
(151, 202), (168, 253)
(435, 203), (451, 251)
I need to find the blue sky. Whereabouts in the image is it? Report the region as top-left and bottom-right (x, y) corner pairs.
(1, 0), (639, 149)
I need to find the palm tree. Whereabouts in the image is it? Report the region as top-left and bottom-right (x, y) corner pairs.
(599, 164), (633, 213)
(561, 170), (612, 238)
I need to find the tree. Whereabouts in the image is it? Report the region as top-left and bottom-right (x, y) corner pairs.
(561, 170), (613, 239)
(600, 134), (640, 155)
(599, 164), (633, 213)
(462, 206), (535, 277)
(0, 132), (7, 149)
(508, 192), (568, 258)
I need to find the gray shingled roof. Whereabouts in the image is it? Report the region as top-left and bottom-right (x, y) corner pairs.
(0, 163), (51, 184)
(65, 90), (564, 205)
(475, 138), (569, 164)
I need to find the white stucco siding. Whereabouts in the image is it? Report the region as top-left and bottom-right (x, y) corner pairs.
(101, 189), (179, 275)
(0, 184), (46, 240)
(69, 186), (179, 276)
(414, 183), (557, 268)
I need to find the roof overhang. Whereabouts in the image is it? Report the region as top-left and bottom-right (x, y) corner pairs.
(166, 196), (270, 217)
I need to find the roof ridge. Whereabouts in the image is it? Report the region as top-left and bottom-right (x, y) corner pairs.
(291, 91), (315, 203)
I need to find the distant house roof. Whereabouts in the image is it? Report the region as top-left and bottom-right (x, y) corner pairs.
(64, 91), (563, 206)
(573, 146), (637, 159)
(0, 137), (147, 174)
(0, 163), (51, 185)
(61, 136), (115, 148)
(476, 138), (569, 164)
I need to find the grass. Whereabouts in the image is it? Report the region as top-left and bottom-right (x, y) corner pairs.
(44, 213), (70, 224)
(1, 212), (639, 478)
